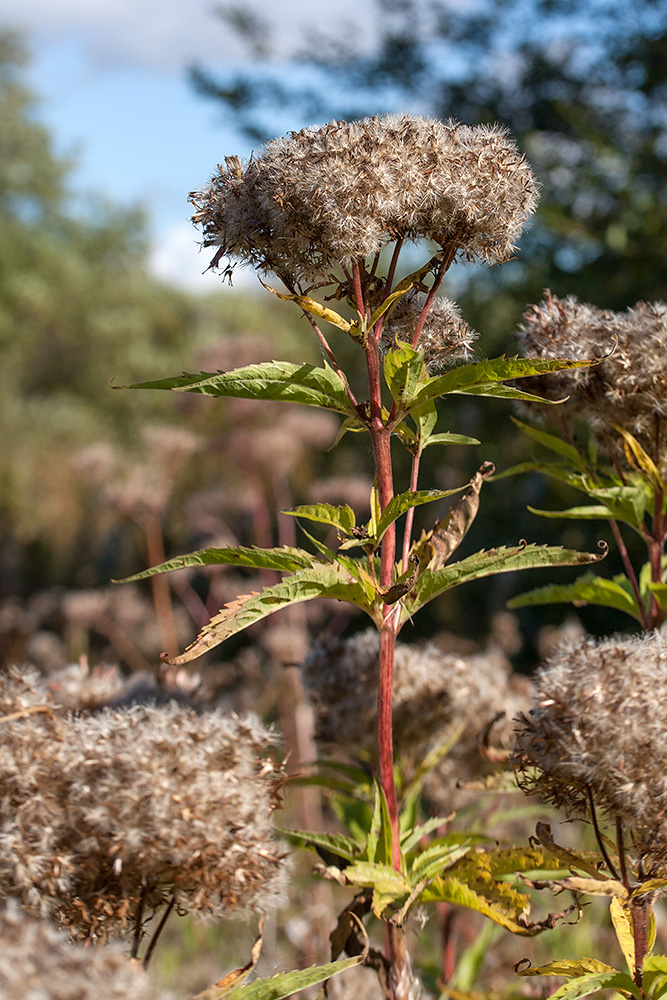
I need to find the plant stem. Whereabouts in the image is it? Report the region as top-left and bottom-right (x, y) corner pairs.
(607, 519), (650, 629)
(142, 896), (175, 969)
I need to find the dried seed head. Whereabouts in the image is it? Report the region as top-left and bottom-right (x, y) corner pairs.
(515, 292), (667, 468)
(192, 115), (539, 285)
(382, 292), (479, 370)
(0, 902), (164, 1000)
(513, 631), (667, 868)
(302, 630), (532, 809)
(0, 667), (288, 941)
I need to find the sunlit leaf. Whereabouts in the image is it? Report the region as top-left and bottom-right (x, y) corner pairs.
(116, 545), (315, 583)
(404, 543), (606, 621)
(411, 355), (593, 406)
(125, 361), (357, 416)
(163, 561), (371, 664)
(374, 487), (467, 545)
(283, 503), (356, 535)
(423, 431), (481, 448)
(384, 341), (425, 405)
(515, 958), (618, 979)
(216, 954), (366, 1000)
(259, 281), (353, 333)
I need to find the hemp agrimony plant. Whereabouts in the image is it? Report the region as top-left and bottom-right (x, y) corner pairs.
(119, 115), (613, 999)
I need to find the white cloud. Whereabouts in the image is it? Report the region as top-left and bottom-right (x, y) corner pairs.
(148, 221), (259, 293)
(3, 0), (375, 73)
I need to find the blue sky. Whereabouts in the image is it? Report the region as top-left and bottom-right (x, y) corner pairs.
(3, 0), (377, 291)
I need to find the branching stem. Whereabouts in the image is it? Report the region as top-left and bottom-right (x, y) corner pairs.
(587, 786), (620, 880)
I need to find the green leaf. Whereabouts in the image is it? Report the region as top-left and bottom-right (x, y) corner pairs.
(512, 417), (587, 467)
(374, 487), (467, 545)
(410, 399), (439, 448)
(507, 571), (641, 622)
(410, 355), (593, 407)
(514, 960), (639, 1000)
(283, 503), (356, 535)
(451, 921), (503, 992)
(367, 285), (412, 330)
(163, 561), (371, 664)
(546, 971), (638, 1000)
(124, 360), (357, 416)
(278, 828), (362, 864)
(423, 431), (481, 448)
(116, 545), (315, 583)
(384, 341), (425, 405)
(405, 543), (606, 621)
(366, 779), (394, 866)
(219, 954), (366, 1000)
(647, 581), (667, 612)
(527, 504), (619, 521)
(409, 838), (473, 881)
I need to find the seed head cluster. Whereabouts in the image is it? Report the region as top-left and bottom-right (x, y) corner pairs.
(513, 631), (667, 868)
(0, 667), (288, 941)
(302, 630), (531, 808)
(382, 292), (479, 371)
(191, 115), (538, 286)
(0, 902), (164, 1000)
(515, 292), (667, 466)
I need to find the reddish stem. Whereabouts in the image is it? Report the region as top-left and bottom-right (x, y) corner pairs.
(410, 248), (455, 349)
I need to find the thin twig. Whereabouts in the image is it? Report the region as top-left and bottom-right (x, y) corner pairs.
(131, 886), (147, 960)
(142, 896), (175, 969)
(410, 247), (455, 349)
(587, 786), (620, 880)
(302, 311), (361, 413)
(385, 239), (403, 292)
(607, 519), (650, 629)
(616, 817), (630, 890)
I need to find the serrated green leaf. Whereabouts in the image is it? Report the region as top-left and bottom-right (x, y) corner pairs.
(218, 954), (366, 1000)
(404, 544), (606, 621)
(163, 561), (371, 664)
(384, 342), (425, 405)
(512, 417), (587, 467)
(124, 361), (357, 416)
(409, 838), (473, 881)
(116, 545), (315, 583)
(278, 828), (362, 863)
(283, 503), (356, 535)
(374, 487), (467, 544)
(507, 571), (641, 622)
(411, 355), (593, 406)
(548, 971), (638, 1000)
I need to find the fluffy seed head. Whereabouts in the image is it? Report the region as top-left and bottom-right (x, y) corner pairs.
(513, 631), (667, 868)
(192, 115), (539, 285)
(302, 630), (532, 809)
(0, 902), (164, 1000)
(0, 667), (288, 941)
(382, 292), (479, 370)
(515, 292), (667, 467)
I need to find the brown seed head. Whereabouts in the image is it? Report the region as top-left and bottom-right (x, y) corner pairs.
(513, 631), (667, 869)
(192, 115), (539, 285)
(0, 667), (288, 941)
(515, 292), (667, 468)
